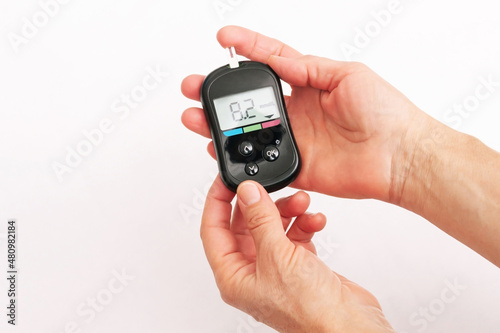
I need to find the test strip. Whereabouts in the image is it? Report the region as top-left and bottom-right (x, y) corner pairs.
(227, 46), (239, 69)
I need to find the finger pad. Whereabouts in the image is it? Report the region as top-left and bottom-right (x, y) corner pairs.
(182, 108), (211, 138)
(181, 75), (205, 101)
(207, 142), (216, 160)
(217, 25), (246, 48)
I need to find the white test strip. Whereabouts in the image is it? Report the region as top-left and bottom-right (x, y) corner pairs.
(227, 46), (239, 69)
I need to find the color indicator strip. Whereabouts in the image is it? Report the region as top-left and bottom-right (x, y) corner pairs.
(223, 119), (281, 137)
(223, 128), (243, 137)
(262, 118), (281, 129)
(243, 124), (262, 133)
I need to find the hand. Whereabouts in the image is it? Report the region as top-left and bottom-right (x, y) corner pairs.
(182, 25), (425, 202)
(201, 176), (395, 333)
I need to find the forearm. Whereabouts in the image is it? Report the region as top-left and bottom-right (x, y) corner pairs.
(394, 112), (500, 266)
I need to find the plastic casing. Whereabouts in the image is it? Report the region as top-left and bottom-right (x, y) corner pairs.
(200, 61), (301, 193)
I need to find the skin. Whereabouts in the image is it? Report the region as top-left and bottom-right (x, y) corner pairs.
(181, 26), (500, 332)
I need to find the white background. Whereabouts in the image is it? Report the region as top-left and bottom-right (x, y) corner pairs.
(1, 0), (500, 332)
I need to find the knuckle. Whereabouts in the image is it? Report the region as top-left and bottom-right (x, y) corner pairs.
(246, 210), (275, 232)
(349, 61), (369, 72)
(302, 54), (315, 61)
(217, 280), (237, 306)
(219, 288), (234, 305)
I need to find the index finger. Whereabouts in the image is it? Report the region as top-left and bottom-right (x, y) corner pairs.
(217, 26), (302, 63)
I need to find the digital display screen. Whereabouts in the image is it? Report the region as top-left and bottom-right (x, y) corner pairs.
(213, 86), (280, 134)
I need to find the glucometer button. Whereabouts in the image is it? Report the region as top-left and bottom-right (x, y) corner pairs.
(258, 129), (274, 145)
(245, 162), (259, 176)
(263, 146), (280, 162)
(239, 141), (254, 156)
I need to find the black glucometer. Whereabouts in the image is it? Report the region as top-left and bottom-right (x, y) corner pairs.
(200, 47), (301, 192)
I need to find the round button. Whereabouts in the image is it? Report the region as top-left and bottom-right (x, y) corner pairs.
(245, 162), (259, 176)
(257, 129), (274, 145)
(263, 146), (280, 162)
(239, 141), (254, 156)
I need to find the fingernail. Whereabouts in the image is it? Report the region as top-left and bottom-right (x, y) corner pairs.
(238, 182), (261, 206)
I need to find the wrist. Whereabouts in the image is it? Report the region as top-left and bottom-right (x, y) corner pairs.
(389, 112), (500, 266)
(388, 110), (450, 211)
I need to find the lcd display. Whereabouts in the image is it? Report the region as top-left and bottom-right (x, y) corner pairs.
(213, 86), (280, 131)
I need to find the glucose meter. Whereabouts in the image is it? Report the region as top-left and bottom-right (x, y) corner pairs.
(200, 47), (301, 192)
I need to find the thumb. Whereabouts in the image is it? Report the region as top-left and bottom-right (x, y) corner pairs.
(237, 181), (288, 252)
(268, 54), (354, 92)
